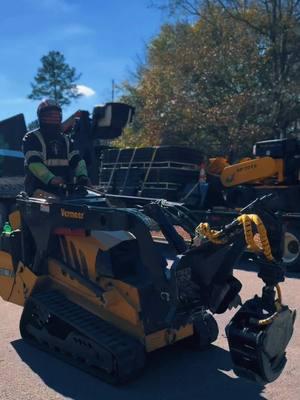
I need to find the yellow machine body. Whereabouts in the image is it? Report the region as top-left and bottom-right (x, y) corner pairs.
(47, 254), (193, 352)
(0, 187), (295, 385)
(0, 227), (193, 353)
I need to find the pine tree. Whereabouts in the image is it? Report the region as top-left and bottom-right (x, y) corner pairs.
(28, 51), (82, 107)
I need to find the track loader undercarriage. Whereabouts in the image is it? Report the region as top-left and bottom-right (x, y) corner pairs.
(0, 186), (296, 385)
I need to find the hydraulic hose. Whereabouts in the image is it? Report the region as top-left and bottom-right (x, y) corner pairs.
(195, 222), (225, 244)
(196, 214), (283, 324)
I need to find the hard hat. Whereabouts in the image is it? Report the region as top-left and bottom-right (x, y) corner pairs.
(37, 99), (62, 117)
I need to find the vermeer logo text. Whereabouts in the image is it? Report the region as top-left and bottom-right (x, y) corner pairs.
(61, 208), (84, 219)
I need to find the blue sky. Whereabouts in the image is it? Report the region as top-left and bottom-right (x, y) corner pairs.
(0, 0), (166, 124)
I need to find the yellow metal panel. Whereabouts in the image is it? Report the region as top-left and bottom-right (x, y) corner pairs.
(61, 237), (142, 312)
(102, 288), (141, 325)
(145, 324), (193, 352)
(9, 210), (21, 230)
(48, 257), (99, 299)
(275, 159), (284, 182)
(8, 264), (38, 306)
(47, 258), (145, 339)
(62, 236), (101, 281)
(101, 277), (141, 312)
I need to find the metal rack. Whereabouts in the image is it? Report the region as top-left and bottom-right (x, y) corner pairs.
(99, 146), (202, 201)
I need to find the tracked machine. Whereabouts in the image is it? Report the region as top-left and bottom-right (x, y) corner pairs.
(0, 185), (296, 384)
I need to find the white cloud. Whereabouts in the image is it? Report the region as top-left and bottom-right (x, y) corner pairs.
(76, 85), (96, 97)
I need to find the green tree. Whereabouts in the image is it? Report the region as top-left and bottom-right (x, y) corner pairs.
(119, 7), (266, 156)
(120, 1), (300, 156)
(28, 51), (82, 107)
(155, 0), (300, 138)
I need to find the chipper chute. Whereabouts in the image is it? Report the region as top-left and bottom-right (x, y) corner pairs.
(0, 186), (296, 384)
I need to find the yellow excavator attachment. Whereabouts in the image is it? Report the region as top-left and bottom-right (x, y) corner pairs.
(221, 157), (284, 187)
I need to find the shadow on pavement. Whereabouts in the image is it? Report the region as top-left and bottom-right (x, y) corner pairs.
(12, 339), (266, 400)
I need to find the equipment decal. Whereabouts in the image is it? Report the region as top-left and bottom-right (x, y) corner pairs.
(61, 208), (84, 219)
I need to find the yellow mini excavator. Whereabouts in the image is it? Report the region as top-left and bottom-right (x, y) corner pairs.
(206, 138), (300, 271)
(0, 185), (296, 384)
(208, 138), (300, 189)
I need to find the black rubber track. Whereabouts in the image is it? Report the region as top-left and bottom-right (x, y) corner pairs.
(19, 290), (146, 385)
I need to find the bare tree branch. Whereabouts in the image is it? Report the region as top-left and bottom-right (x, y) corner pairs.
(216, 0), (268, 34)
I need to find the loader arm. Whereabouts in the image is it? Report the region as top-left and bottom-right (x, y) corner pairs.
(220, 157), (284, 187)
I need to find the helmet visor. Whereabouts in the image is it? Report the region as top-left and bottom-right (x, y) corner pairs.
(38, 107), (62, 124)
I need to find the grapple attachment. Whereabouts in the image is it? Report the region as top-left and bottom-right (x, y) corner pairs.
(226, 296), (296, 384)
(194, 194), (296, 384)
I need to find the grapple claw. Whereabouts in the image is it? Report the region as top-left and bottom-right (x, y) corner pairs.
(226, 298), (296, 384)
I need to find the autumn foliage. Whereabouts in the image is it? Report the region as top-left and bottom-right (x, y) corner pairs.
(117, 1), (300, 159)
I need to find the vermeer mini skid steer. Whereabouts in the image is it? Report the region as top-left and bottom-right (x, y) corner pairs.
(0, 185), (296, 384)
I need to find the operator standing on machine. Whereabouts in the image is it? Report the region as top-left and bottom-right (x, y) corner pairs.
(22, 99), (90, 195)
